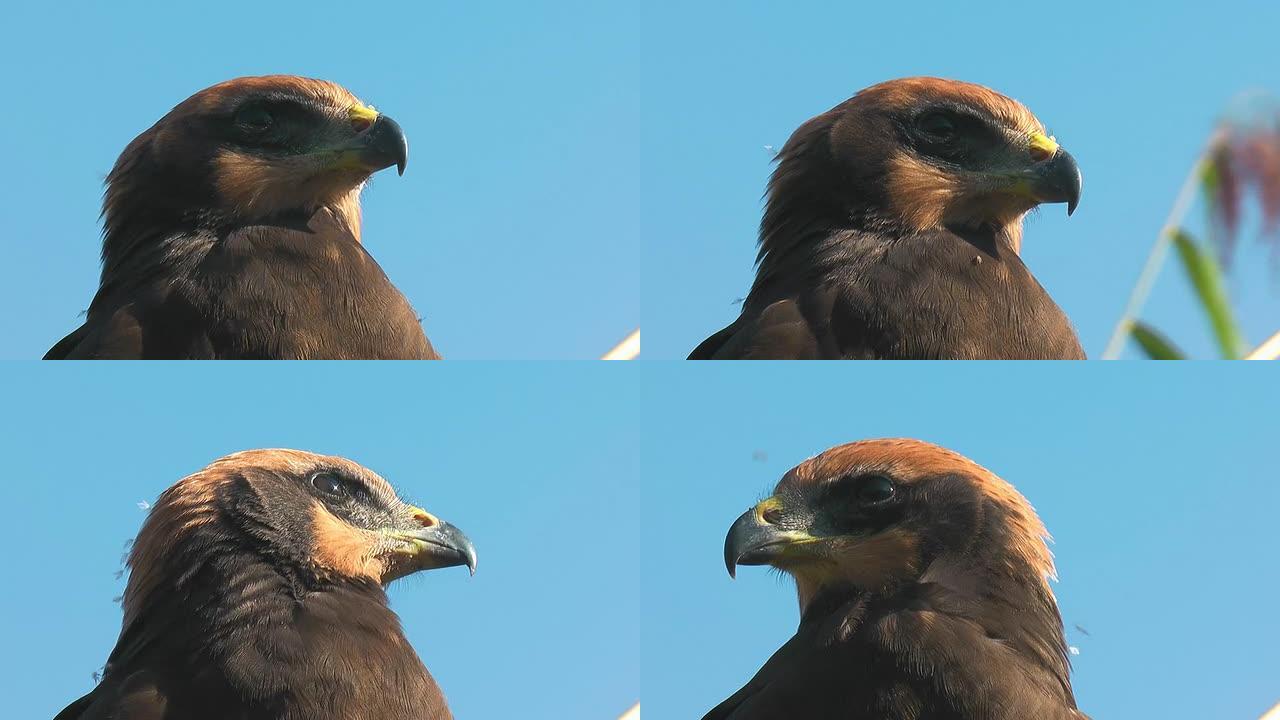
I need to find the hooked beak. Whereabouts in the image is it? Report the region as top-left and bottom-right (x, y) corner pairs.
(724, 498), (815, 579)
(407, 519), (477, 574)
(1023, 133), (1082, 216)
(365, 115), (409, 176)
(383, 509), (477, 581)
(329, 114), (409, 176)
(1030, 148), (1082, 216)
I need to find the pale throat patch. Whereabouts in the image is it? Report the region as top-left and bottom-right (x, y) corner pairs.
(212, 149), (366, 240)
(883, 151), (1032, 252)
(309, 501), (386, 583)
(791, 528), (922, 612)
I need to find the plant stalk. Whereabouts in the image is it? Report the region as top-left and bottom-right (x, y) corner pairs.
(1101, 141), (1217, 359)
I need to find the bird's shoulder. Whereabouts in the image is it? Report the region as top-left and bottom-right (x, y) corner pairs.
(208, 211), (435, 359)
(697, 225), (1085, 359)
(214, 209), (379, 277)
(706, 591), (1081, 720)
(279, 587), (454, 718)
(44, 289), (214, 359)
(65, 585), (452, 720)
(54, 670), (168, 720)
(828, 227), (1084, 358)
(702, 598), (875, 719)
(690, 292), (837, 359)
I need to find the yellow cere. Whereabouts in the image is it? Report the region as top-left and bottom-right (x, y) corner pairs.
(348, 104), (380, 124)
(409, 506), (440, 527)
(754, 496), (783, 522)
(1027, 132), (1060, 158)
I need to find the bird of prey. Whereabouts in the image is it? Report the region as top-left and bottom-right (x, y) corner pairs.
(45, 76), (439, 359)
(55, 449), (476, 720)
(690, 77), (1086, 359)
(710, 438), (1087, 719)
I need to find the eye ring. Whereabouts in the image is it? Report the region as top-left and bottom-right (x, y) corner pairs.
(235, 106), (274, 131)
(310, 472), (347, 497)
(915, 112), (956, 141)
(855, 476), (895, 505)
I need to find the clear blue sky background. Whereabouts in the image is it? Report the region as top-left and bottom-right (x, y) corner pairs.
(1, 2), (641, 359)
(640, 1), (1280, 359)
(643, 363), (1280, 719)
(0, 364), (639, 719)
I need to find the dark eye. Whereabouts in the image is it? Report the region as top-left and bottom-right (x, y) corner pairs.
(310, 472), (347, 497)
(915, 112), (956, 141)
(856, 476), (895, 505)
(236, 105), (274, 131)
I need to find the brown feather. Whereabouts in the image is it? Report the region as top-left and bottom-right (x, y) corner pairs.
(708, 438), (1082, 720)
(46, 76), (436, 360)
(784, 438), (1056, 594)
(63, 449), (460, 720)
(690, 77), (1083, 360)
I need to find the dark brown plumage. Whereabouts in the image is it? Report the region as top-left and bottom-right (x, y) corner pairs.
(55, 449), (476, 720)
(45, 76), (438, 359)
(709, 438), (1087, 720)
(690, 77), (1086, 359)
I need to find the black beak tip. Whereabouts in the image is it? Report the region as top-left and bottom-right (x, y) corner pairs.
(1059, 150), (1082, 217)
(389, 118), (408, 175)
(432, 521), (476, 576)
(458, 539), (477, 576)
(395, 131), (407, 175)
(1066, 165), (1082, 216)
(367, 114), (408, 176)
(1033, 148), (1082, 217)
(724, 531), (740, 579)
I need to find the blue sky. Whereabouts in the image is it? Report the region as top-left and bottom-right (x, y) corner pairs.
(0, 364), (639, 719)
(642, 363), (1280, 719)
(640, 1), (1280, 359)
(1, 2), (641, 359)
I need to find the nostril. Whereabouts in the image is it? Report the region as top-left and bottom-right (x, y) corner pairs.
(351, 116), (373, 133)
(1030, 145), (1054, 163)
(762, 508), (783, 525)
(412, 509), (438, 528)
